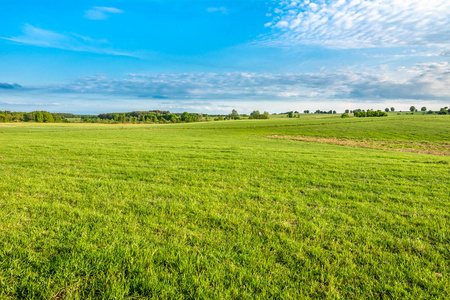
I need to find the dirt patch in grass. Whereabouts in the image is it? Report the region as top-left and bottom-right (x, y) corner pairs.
(268, 135), (450, 156)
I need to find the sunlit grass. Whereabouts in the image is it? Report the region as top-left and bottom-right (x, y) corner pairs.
(0, 115), (449, 298)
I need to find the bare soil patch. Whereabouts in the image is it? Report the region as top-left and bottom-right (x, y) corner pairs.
(268, 135), (450, 156)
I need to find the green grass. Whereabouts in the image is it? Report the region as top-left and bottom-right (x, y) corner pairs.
(0, 115), (449, 299)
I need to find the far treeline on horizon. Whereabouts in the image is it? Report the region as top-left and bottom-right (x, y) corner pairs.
(1, 105), (449, 124)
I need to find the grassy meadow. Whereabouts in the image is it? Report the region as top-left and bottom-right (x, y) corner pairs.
(0, 114), (449, 299)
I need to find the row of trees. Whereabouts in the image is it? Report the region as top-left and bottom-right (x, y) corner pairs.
(0, 111), (64, 123)
(404, 106), (449, 115)
(2, 106), (448, 123)
(83, 111), (207, 124)
(1, 109), (273, 124)
(83, 109), (271, 123)
(353, 109), (388, 117)
(314, 110), (337, 114)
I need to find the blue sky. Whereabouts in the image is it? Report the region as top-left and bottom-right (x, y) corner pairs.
(1, 0), (449, 114)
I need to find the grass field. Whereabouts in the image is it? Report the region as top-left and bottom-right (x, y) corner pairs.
(0, 114), (449, 299)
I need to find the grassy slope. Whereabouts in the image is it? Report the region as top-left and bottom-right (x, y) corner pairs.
(0, 115), (449, 299)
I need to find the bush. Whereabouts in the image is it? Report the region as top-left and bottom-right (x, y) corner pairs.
(341, 113), (350, 118)
(354, 110), (388, 118)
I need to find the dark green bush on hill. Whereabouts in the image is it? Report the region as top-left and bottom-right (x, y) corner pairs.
(354, 110), (388, 117)
(249, 110), (270, 119)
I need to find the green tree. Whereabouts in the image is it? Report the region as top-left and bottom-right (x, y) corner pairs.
(34, 112), (44, 123)
(231, 109), (239, 120)
(390, 107), (395, 112)
(288, 111), (294, 118)
(410, 106), (417, 112)
(421, 106), (427, 112)
(181, 112), (189, 122)
(385, 108), (389, 112)
(250, 110), (260, 119)
(438, 107), (449, 115)
(53, 114), (62, 122)
(43, 112), (54, 123)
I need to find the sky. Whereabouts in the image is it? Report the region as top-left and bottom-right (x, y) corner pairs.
(1, 0), (449, 114)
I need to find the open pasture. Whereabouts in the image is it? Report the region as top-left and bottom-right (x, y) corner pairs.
(0, 115), (449, 299)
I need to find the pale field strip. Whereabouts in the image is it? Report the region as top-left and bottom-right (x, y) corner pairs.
(268, 135), (450, 156)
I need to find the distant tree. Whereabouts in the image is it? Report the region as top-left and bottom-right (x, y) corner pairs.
(332, 110), (336, 114)
(385, 108), (389, 112)
(410, 106), (417, 112)
(288, 111), (294, 118)
(53, 114), (62, 122)
(250, 110), (260, 119)
(231, 109), (239, 119)
(34, 112), (44, 123)
(438, 107), (449, 115)
(390, 107), (395, 112)
(303, 110), (309, 114)
(181, 112), (189, 122)
(341, 113), (350, 118)
(421, 106), (427, 112)
(345, 109), (349, 113)
(249, 110), (270, 119)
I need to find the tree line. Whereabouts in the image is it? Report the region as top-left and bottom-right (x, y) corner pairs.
(2, 106), (448, 123)
(0, 111), (65, 123)
(0, 109), (272, 124)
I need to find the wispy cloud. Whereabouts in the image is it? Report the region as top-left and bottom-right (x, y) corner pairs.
(206, 7), (229, 14)
(262, 0), (450, 49)
(0, 24), (135, 57)
(84, 6), (123, 20)
(0, 101), (61, 106)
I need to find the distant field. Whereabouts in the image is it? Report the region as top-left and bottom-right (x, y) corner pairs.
(0, 115), (449, 299)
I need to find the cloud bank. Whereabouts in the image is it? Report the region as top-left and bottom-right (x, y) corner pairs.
(263, 0), (450, 49)
(28, 62), (449, 102)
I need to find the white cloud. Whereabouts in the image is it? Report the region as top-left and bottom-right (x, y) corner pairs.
(84, 6), (123, 20)
(206, 7), (228, 14)
(0, 24), (135, 57)
(263, 0), (450, 49)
